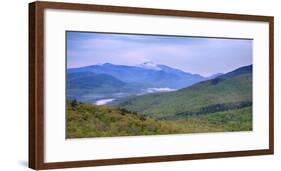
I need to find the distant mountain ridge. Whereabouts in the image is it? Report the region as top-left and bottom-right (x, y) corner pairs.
(68, 62), (206, 89)
(67, 62), (251, 104)
(68, 62), (210, 102)
(67, 72), (132, 102)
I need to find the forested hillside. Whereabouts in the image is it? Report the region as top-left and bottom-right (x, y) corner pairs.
(115, 65), (252, 118)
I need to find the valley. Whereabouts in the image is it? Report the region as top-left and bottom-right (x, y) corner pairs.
(67, 62), (218, 103)
(66, 63), (253, 138)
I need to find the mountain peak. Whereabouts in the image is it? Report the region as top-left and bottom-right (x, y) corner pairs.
(138, 61), (162, 71)
(143, 61), (155, 65)
(103, 63), (113, 66)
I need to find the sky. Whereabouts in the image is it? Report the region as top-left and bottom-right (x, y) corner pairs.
(67, 31), (252, 77)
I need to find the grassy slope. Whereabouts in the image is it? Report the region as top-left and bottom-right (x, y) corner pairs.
(116, 74), (252, 118)
(67, 102), (181, 138)
(67, 101), (252, 138)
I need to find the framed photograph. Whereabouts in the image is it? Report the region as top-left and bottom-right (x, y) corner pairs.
(29, 1), (274, 170)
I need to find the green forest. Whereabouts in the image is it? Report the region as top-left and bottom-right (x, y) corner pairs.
(67, 101), (252, 138)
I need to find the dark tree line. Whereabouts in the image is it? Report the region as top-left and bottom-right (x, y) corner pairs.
(174, 101), (252, 117)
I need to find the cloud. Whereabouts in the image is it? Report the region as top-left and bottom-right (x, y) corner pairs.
(67, 32), (252, 76)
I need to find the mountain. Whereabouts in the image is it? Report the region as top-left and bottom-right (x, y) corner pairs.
(68, 62), (205, 89)
(67, 72), (142, 102)
(115, 65), (253, 118)
(67, 72), (126, 88)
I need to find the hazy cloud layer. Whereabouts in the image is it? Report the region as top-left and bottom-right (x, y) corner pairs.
(67, 32), (252, 76)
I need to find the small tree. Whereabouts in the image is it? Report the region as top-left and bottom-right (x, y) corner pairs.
(71, 99), (78, 109)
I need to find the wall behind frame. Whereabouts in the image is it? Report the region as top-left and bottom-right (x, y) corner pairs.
(0, 0), (279, 170)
